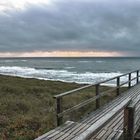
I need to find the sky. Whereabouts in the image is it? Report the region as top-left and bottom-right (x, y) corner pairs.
(0, 0), (140, 57)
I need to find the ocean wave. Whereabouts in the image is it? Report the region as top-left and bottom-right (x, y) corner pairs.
(96, 60), (104, 63)
(1, 59), (28, 63)
(78, 61), (89, 63)
(0, 66), (136, 86)
(2, 60), (18, 63)
(65, 66), (75, 69)
(20, 60), (28, 62)
(34, 67), (53, 70)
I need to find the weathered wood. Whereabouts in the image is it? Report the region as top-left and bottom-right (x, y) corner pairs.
(63, 94), (126, 138)
(106, 130), (121, 140)
(54, 70), (139, 126)
(54, 84), (92, 98)
(66, 97), (125, 137)
(128, 73), (131, 88)
(91, 111), (123, 140)
(137, 70), (139, 84)
(56, 97), (63, 126)
(128, 94), (140, 108)
(35, 121), (75, 140)
(57, 95), (100, 118)
(95, 84), (100, 109)
(100, 129), (113, 140)
(135, 102), (140, 112)
(124, 94), (140, 140)
(74, 93), (129, 135)
(64, 85), (140, 139)
(124, 106), (135, 140)
(117, 77), (120, 96)
(74, 98), (131, 140)
(104, 111), (123, 129)
(36, 80), (140, 140)
(57, 86), (118, 119)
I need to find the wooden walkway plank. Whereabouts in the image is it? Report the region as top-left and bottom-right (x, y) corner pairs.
(90, 111), (123, 140)
(35, 83), (140, 140)
(35, 121), (75, 140)
(74, 93), (131, 136)
(73, 98), (131, 140)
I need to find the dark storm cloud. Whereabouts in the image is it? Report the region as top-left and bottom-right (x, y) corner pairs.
(0, 0), (140, 56)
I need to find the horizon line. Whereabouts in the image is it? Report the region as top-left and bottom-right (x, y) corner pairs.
(0, 56), (139, 59)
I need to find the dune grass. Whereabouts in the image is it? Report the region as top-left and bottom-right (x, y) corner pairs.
(0, 75), (127, 140)
(0, 75), (81, 140)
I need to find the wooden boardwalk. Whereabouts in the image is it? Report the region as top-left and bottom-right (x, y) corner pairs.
(35, 70), (140, 140)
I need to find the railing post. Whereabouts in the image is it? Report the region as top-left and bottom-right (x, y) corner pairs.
(124, 104), (135, 140)
(56, 97), (63, 126)
(96, 84), (100, 109)
(116, 77), (120, 96)
(137, 70), (139, 84)
(128, 73), (131, 88)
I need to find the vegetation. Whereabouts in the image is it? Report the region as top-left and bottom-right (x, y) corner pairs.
(0, 75), (126, 139)
(0, 75), (81, 140)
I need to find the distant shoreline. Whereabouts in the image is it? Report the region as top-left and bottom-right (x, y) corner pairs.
(0, 56), (140, 59)
(0, 73), (120, 87)
(0, 74), (83, 86)
(0, 73), (83, 85)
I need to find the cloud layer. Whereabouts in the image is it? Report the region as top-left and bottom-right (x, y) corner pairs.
(0, 0), (140, 56)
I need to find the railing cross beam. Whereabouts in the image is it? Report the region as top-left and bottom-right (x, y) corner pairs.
(54, 70), (140, 126)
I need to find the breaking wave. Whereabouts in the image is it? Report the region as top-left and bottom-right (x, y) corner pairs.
(0, 66), (136, 86)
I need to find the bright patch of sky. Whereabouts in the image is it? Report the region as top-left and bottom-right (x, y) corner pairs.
(0, 0), (52, 11)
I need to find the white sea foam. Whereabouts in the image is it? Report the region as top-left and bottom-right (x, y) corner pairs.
(20, 60), (28, 62)
(96, 60), (104, 63)
(78, 61), (89, 63)
(0, 66), (136, 86)
(3, 60), (17, 63)
(65, 67), (75, 69)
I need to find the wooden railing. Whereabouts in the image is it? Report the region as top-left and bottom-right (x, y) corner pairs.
(54, 70), (140, 126)
(124, 94), (140, 139)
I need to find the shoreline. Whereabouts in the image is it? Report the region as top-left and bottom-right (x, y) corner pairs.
(0, 73), (83, 85)
(0, 73), (124, 87)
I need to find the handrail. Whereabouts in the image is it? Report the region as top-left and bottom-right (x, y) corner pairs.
(96, 69), (138, 84)
(54, 70), (139, 98)
(54, 69), (140, 126)
(54, 84), (92, 98)
(57, 95), (100, 118)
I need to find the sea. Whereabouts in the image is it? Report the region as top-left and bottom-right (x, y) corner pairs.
(0, 57), (140, 86)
